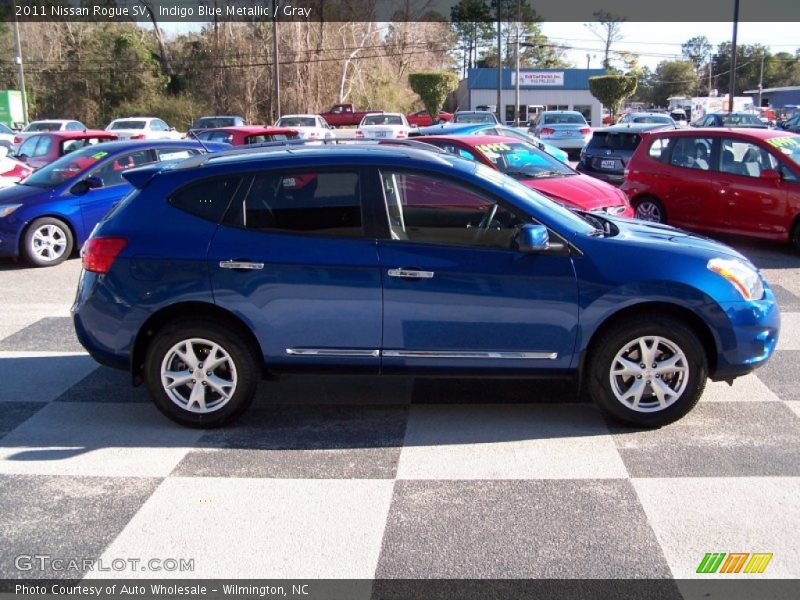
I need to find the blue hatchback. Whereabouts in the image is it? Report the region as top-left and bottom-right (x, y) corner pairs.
(0, 140), (227, 266)
(72, 143), (780, 428)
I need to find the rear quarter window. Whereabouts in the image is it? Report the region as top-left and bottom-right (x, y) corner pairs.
(647, 138), (672, 162)
(168, 176), (242, 222)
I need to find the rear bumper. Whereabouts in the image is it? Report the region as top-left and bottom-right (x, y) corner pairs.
(575, 163), (625, 185)
(540, 136), (591, 150)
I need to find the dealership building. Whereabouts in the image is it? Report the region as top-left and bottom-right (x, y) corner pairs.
(454, 68), (606, 126)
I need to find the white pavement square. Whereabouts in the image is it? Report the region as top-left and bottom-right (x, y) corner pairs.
(0, 402), (204, 477)
(776, 313), (800, 351)
(396, 404), (629, 480)
(632, 477), (800, 578)
(86, 477), (395, 580)
(699, 374), (781, 402)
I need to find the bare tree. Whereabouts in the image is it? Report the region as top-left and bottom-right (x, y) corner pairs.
(585, 10), (625, 70)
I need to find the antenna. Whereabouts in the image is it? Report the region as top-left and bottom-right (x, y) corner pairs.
(188, 130), (212, 153)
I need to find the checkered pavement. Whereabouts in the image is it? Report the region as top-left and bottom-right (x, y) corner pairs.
(1, 247), (799, 587)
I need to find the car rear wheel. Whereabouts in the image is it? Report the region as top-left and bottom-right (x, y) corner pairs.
(22, 217), (74, 267)
(634, 196), (666, 223)
(144, 320), (259, 428)
(587, 316), (707, 427)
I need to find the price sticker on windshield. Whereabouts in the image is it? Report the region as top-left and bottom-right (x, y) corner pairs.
(476, 143), (511, 154)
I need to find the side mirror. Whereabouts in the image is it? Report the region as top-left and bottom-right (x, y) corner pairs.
(71, 175), (103, 195)
(517, 224), (550, 253)
(169, 127), (176, 132)
(760, 168), (781, 183)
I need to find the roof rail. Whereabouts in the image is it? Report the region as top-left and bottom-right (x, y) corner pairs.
(174, 138), (446, 169)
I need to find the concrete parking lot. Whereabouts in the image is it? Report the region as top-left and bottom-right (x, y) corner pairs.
(1, 236), (799, 585)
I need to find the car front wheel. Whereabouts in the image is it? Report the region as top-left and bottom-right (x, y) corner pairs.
(587, 317), (707, 427)
(22, 217), (74, 267)
(144, 320), (259, 427)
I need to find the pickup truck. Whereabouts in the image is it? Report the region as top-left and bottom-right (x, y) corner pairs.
(318, 104), (378, 127)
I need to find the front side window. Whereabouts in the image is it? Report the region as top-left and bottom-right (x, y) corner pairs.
(199, 131), (233, 144)
(240, 171), (363, 236)
(669, 137), (715, 171)
(17, 136), (41, 157)
(379, 171), (526, 249)
(720, 138), (778, 178)
(91, 150), (152, 187)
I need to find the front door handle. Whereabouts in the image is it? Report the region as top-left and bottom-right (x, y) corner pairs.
(387, 268), (434, 279)
(220, 260), (264, 270)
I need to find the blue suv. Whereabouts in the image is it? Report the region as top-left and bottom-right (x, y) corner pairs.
(72, 142), (780, 428)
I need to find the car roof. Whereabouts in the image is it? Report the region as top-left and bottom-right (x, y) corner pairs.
(278, 114), (318, 119)
(416, 134), (521, 147)
(28, 119), (75, 124)
(362, 112), (404, 117)
(73, 140), (220, 152)
(201, 126), (297, 135)
(644, 127), (789, 140)
(197, 115), (243, 119)
(541, 110), (582, 115)
(36, 130), (117, 140)
(597, 123), (673, 133)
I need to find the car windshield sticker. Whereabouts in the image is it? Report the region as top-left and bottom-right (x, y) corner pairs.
(476, 143), (511, 154)
(766, 136), (800, 152)
(91, 151), (108, 160)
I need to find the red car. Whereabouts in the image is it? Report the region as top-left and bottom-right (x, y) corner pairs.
(193, 126), (299, 146)
(15, 131), (118, 170)
(406, 110), (453, 127)
(416, 135), (633, 216)
(621, 128), (800, 249)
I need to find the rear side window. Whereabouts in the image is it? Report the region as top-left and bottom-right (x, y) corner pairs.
(648, 138), (672, 162)
(241, 171), (363, 236)
(169, 177), (242, 223)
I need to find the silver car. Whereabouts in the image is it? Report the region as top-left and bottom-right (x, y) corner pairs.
(529, 110), (592, 152)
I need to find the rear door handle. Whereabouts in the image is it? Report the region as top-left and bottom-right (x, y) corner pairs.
(388, 268), (434, 279)
(220, 260), (264, 270)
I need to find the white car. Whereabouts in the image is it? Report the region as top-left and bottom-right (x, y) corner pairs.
(13, 119), (87, 151)
(105, 117), (183, 141)
(275, 114), (335, 141)
(356, 113), (411, 140)
(0, 146), (33, 189)
(0, 122), (15, 154)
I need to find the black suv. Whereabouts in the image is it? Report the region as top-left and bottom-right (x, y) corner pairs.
(576, 123), (674, 185)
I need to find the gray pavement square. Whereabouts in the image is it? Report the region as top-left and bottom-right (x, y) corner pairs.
(0, 474), (161, 579)
(0, 402), (47, 439)
(375, 479), (672, 578)
(0, 317), (83, 353)
(755, 350), (800, 402)
(611, 402), (800, 477)
(172, 404), (410, 479)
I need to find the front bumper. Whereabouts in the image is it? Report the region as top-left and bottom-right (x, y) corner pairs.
(711, 290), (780, 380)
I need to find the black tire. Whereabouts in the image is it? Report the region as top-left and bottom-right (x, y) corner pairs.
(633, 196), (667, 224)
(144, 320), (259, 428)
(791, 220), (800, 253)
(587, 316), (707, 428)
(22, 217), (74, 267)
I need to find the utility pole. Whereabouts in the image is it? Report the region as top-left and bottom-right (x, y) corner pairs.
(757, 52), (766, 107)
(272, 0), (281, 121)
(496, 12), (502, 122)
(12, 1), (29, 125)
(728, 0), (739, 113)
(514, 6), (520, 127)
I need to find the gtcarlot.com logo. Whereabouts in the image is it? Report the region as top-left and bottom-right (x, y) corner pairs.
(15, 555), (195, 573)
(696, 552), (773, 574)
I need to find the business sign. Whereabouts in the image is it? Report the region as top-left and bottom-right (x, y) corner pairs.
(512, 72), (565, 87)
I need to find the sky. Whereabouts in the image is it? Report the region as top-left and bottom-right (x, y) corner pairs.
(540, 22), (800, 70)
(155, 21), (800, 71)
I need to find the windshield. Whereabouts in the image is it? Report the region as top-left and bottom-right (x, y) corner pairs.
(25, 122), (62, 132)
(277, 117), (316, 127)
(474, 141), (574, 178)
(719, 114), (763, 126)
(109, 120), (146, 130)
(362, 115), (403, 126)
(472, 163), (597, 235)
(766, 135), (800, 169)
(543, 113), (586, 125)
(670, 112), (686, 120)
(632, 115), (673, 124)
(0, 123), (13, 134)
(194, 117), (238, 129)
(455, 113), (495, 124)
(20, 145), (112, 188)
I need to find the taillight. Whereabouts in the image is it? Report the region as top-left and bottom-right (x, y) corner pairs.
(580, 127), (592, 135)
(81, 237), (127, 274)
(540, 128), (555, 135)
(13, 135), (22, 144)
(130, 134), (146, 140)
(355, 129), (364, 138)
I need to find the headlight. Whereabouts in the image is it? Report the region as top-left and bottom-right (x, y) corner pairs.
(707, 258), (765, 301)
(0, 204), (22, 218)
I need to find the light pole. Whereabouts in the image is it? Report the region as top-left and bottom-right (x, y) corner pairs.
(272, 0), (281, 121)
(496, 13), (502, 122)
(12, 1), (29, 125)
(728, 0), (739, 113)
